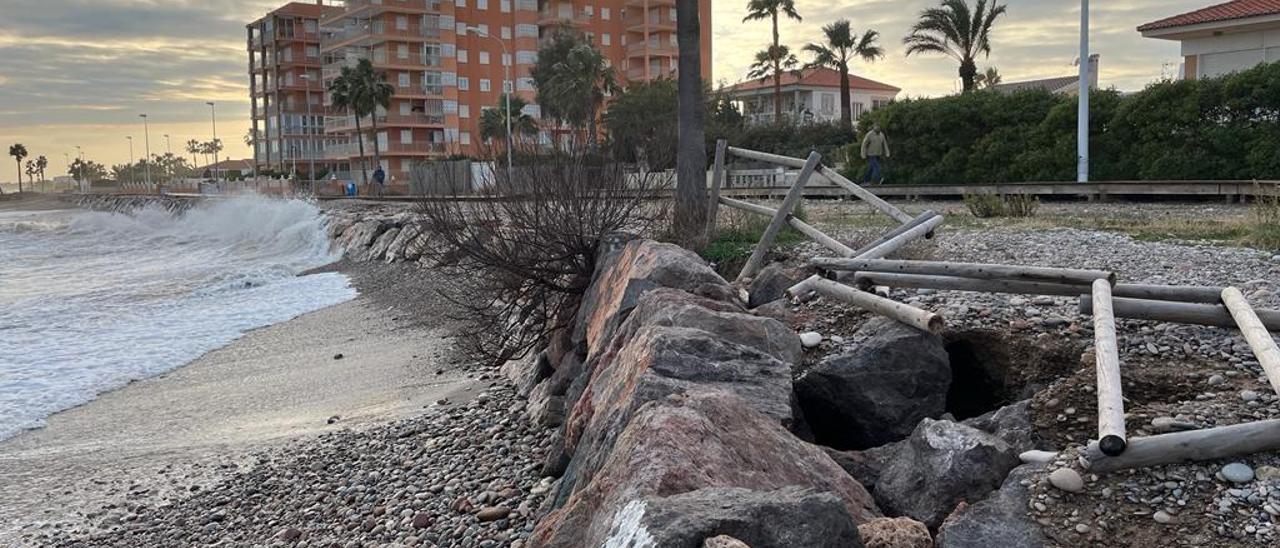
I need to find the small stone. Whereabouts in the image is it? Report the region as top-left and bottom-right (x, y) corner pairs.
(1019, 450), (1058, 464)
(1049, 468), (1085, 493)
(1240, 390), (1260, 402)
(1255, 466), (1280, 481)
(1207, 374), (1226, 386)
(799, 332), (823, 348)
(411, 512), (432, 529)
(1222, 462), (1255, 483)
(333, 353), (344, 360)
(276, 527), (302, 541)
(703, 535), (751, 548)
(1075, 523), (1090, 534)
(475, 506), (511, 522)
(326, 415), (340, 425)
(1150, 417), (1200, 432)
(1153, 511), (1173, 524)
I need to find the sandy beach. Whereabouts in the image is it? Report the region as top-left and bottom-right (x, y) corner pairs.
(0, 261), (483, 545)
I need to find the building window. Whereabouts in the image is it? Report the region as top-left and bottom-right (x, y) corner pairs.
(601, 33), (610, 46)
(516, 77), (534, 91)
(456, 22), (467, 34)
(851, 102), (865, 118)
(461, 132), (472, 145)
(398, 72), (411, 88)
(820, 93), (834, 114)
(459, 77), (470, 90)
(401, 130), (413, 143)
(396, 15), (408, 30)
(479, 51), (490, 65)
(457, 49), (468, 62)
(602, 7), (610, 20)
(397, 44), (409, 59)
(477, 0), (488, 10)
(455, 0), (465, 6)
(515, 24), (537, 38)
(479, 78), (491, 92)
(872, 99), (890, 110)
(501, 26), (511, 39)
(460, 104), (470, 118)
(516, 50), (536, 64)
(500, 0), (511, 12)
(477, 23), (489, 35)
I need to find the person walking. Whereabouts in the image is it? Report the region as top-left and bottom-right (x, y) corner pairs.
(860, 123), (891, 185)
(372, 165), (386, 197)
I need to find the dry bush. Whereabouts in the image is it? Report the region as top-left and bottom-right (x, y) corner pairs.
(414, 139), (670, 365)
(1249, 183), (1280, 251)
(964, 192), (1039, 218)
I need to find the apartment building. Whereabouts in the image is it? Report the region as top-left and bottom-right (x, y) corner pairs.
(250, 0), (712, 179)
(247, 2), (345, 177)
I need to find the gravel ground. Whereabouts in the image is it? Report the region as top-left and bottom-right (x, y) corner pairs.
(780, 212), (1280, 547)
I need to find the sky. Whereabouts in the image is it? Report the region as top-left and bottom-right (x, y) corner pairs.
(0, 0), (1209, 176)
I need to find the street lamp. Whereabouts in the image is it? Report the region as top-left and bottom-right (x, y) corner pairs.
(163, 134), (172, 156)
(1078, 0), (1089, 183)
(300, 73), (318, 192)
(466, 26), (513, 179)
(74, 145), (85, 192)
(206, 101), (219, 181)
(126, 136), (134, 185)
(140, 114), (153, 191)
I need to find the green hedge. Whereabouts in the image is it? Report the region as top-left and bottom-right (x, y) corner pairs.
(834, 62), (1280, 184)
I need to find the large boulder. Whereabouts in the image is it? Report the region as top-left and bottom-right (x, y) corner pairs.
(383, 224), (420, 263)
(935, 464), (1047, 548)
(873, 419), (1020, 530)
(747, 263), (809, 309)
(573, 239), (737, 357)
(794, 318), (951, 449)
(501, 351), (552, 398)
(339, 219), (386, 255)
(531, 390), (880, 547)
(598, 486), (865, 548)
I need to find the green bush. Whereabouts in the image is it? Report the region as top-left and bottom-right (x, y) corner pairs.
(703, 204), (807, 276)
(963, 193), (1039, 218)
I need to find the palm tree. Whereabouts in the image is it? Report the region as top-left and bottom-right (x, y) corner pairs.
(804, 20), (884, 128)
(975, 66), (1002, 89)
(743, 0), (802, 121)
(350, 59), (394, 178)
(904, 0), (1008, 93)
(9, 143), (28, 193)
(329, 66), (366, 185)
(747, 45), (798, 122)
(25, 160), (37, 189)
(186, 139), (201, 170)
(676, 0), (709, 250)
(35, 155), (48, 192)
(479, 94), (537, 144)
(539, 43), (618, 149)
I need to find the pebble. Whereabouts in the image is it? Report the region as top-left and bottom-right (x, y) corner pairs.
(798, 332), (823, 348)
(1240, 390), (1260, 402)
(1154, 511), (1174, 524)
(1256, 466), (1280, 481)
(1075, 523), (1091, 534)
(1207, 374), (1226, 386)
(1222, 463), (1256, 483)
(1019, 450), (1058, 464)
(1049, 468), (1085, 493)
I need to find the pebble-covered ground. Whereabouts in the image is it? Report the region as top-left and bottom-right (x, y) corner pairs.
(777, 200), (1280, 547)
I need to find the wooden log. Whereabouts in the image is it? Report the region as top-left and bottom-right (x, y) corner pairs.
(853, 272), (1086, 297)
(1221, 287), (1280, 395)
(812, 257), (1116, 286)
(1112, 283), (1224, 304)
(1085, 419), (1280, 473)
(735, 151), (822, 283)
(1091, 280), (1128, 456)
(856, 215), (946, 260)
(724, 146), (912, 224)
(706, 139), (727, 242)
(851, 211), (938, 256)
(787, 275), (944, 333)
(1079, 295), (1280, 330)
(719, 196), (857, 257)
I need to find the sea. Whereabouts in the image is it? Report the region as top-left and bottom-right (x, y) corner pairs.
(0, 196), (357, 441)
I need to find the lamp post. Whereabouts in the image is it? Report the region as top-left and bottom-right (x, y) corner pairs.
(1078, 0), (1089, 183)
(74, 145), (85, 192)
(466, 26), (513, 179)
(163, 134), (172, 156)
(300, 73), (318, 192)
(126, 136), (134, 185)
(140, 114), (153, 192)
(206, 101), (219, 181)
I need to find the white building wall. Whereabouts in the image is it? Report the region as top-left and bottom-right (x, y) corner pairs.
(1181, 28), (1280, 78)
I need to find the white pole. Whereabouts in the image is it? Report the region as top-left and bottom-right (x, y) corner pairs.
(1078, 0), (1090, 183)
(207, 101), (219, 181)
(140, 114), (152, 191)
(127, 136), (134, 185)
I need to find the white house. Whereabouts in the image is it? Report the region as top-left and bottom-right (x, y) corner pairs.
(725, 67), (901, 126)
(991, 54), (1099, 96)
(1139, 0), (1280, 79)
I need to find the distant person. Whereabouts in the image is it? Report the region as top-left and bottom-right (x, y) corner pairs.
(860, 123), (891, 185)
(372, 166), (386, 197)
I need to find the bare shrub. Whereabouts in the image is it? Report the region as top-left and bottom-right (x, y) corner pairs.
(963, 192), (1006, 218)
(414, 139), (670, 365)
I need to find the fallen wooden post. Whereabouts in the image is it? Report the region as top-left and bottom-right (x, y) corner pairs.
(850, 211), (939, 256)
(705, 139), (727, 242)
(787, 275), (944, 333)
(1079, 295), (1280, 330)
(719, 196), (857, 257)
(811, 258), (1116, 286)
(1085, 419), (1280, 473)
(1222, 287), (1280, 395)
(1092, 279), (1128, 456)
(736, 151), (822, 283)
(851, 272), (1084, 297)
(725, 146), (912, 224)
(1112, 284), (1224, 304)
(856, 215), (946, 260)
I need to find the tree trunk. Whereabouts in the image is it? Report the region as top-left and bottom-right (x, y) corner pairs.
(354, 111), (369, 185)
(14, 162), (21, 193)
(771, 12), (782, 122)
(959, 58), (978, 92)
(675, 0), (708, 251)
(839, 60), (852, 129)
(370, 109), (382, 176)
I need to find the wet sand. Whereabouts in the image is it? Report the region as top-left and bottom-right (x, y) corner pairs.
(0, 263), (474, 544)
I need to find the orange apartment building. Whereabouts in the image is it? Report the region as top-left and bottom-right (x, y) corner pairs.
(250, 0), (712, 179)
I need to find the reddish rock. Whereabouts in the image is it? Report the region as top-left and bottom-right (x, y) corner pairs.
(411, 512), (433, 529)
(857, 517), (932, 548)
(275, 527), (302, 541)
(531, 390), (879, 547)
(476, 506), (511, 522)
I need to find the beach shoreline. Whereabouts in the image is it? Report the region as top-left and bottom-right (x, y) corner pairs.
(0, 259), (481, 545)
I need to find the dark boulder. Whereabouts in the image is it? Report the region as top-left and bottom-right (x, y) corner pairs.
(794, 317), (951, 449)
(747, 263), (809, 309)
(935, 464), (1047, 548)
(961, 400), (1038, 454)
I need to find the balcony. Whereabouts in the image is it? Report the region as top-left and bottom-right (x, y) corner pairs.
(538, 9), (594, 27)
(325, 112), (445, 132)
(624, 15), (676, 33)
(337, 0), (445, 20)
(626, 0), (674, 6)
(626, 41), (678, 57)
(383, 142), (447, 155)
(372, 50), (443, 68)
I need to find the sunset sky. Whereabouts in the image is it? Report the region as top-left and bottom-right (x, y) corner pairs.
(0, 0), (1208, 176)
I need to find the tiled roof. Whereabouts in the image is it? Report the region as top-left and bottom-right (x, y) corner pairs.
(727, 67), (901, 94)
(1138, 0), (1280, 32)
(991, 76), (1080, 95)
